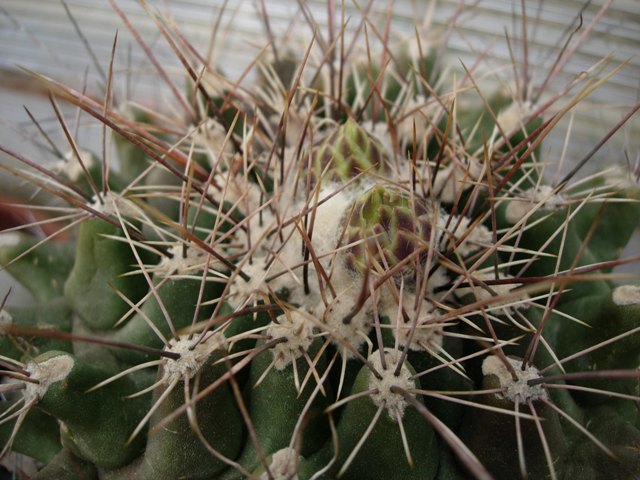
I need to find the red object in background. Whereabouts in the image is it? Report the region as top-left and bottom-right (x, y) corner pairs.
(0, 194), (69, 239)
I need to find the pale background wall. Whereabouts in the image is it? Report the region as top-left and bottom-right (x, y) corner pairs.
(1, 1), (638, 175)
(0, 0), (638, 304)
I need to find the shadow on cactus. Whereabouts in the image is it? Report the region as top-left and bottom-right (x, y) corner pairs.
(1, 2), (640, 479)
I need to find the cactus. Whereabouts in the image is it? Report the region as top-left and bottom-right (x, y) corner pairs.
(1, 3), (640, 480)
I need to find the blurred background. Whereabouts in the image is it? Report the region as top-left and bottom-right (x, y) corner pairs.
(1, 1), (638, 166)
(0, 0), (638, 306)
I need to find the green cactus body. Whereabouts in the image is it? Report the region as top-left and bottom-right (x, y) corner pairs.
(17, 351), (148, 469)
(460, 356), (568, 479)
(0, 403), (61, 465)
(0, 231), (75, 302)
(0, 299), (72, 360)
(561, 406), (640, 479)
(32, 448), (98, 480)
(102, 334), (243, 480)
(498, 196), (612, 303)
(549, 285), (640, 404)
(109, 250), (221, 364)
(302, 350), (439, 480)
(227, 329), (328, 477)
(63, 217), (154, 331)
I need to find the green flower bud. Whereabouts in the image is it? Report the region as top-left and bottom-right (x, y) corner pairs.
(313, 119), (391, 184)
(343, 184), (431, 280)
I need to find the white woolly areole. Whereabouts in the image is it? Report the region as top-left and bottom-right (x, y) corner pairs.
(496, 101), (533, 138)
(482, 356), (547, 402)
(456, 271), (529, 315)
(267, 311), (315, 370)
(209, 170), (265, 216)
(382, 293), (444, 351)
(319, 298), (369, 355)
(228, 258), (275, 308)
(0, 232), (21, 247)
(424, 268), (450, 297)
(161, 333), (225, 384)
(0, 310), (13, 331)
(54, 149), (95, 182)
(260, 447), (300, 480)
(396, 95), (438, 143)
(229, 182), (363, 320)
(88, 191), (143, 218)
(613, 285), (640, 306)
(307, 184), (361, 257)
(436, 213), (492, 257)
(431, 159), (483, 204)
(24, 354), (75, 403)
(268, 110), (310, 147)
(155, 243), (220, 277)
(368, 349), (414, 420)
(602, 165), (640, 190)
(195, 119), (235, 168)
(505, 185), (564, 224)
(318, 264), (371, 356)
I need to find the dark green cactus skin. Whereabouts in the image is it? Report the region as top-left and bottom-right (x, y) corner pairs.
(0, 299), (73, 360)
(17, 351), (147, 470)
(546, 288), (640, 405)
(103, 347), (244, 480)
(32, 448), (98, 480)
(2, 15), (640, 480)
(0, 403), (62, 465)
(222, 337), (329, 478)
(497, 202), (611, 303)
(459, 363), (568, 480)
(408, 332), (474, 431)
(109, 274), (220, 365)
(63, 217), (154, 331)
(562, 406), (640, 479)
(300, 355), (439, 480)
(0, 232), (75, 302)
